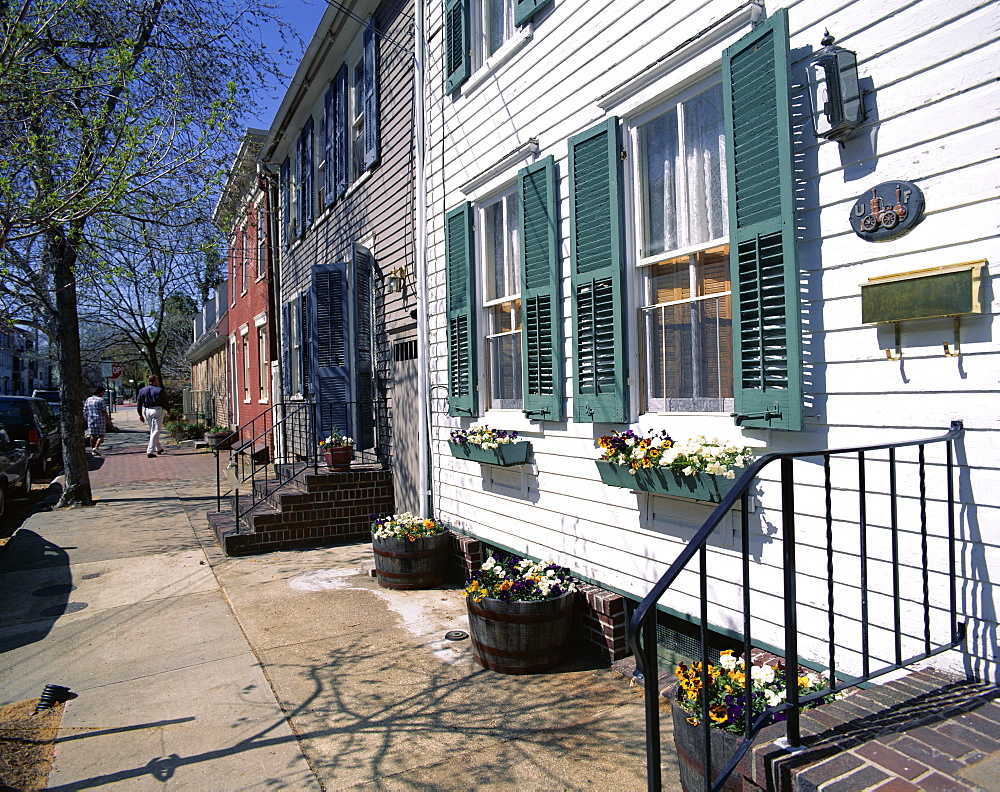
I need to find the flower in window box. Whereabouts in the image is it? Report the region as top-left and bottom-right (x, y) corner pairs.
(449, 424), (519, 451)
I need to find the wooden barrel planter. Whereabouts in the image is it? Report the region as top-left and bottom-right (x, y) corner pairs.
(466, 591), (575, 675)
(671, 687), (749, 792)
(206, 431), (234, 450)
(372, 532), (450, 590)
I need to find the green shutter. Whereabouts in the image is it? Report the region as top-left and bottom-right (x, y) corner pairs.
(445, 203), (477, 417)
(568, 117), (627, 424)
(724, 8), (802, 431)
(514, 0), (549, 26)
(444, 0), (469, 93)
(519, 155), (562, 420)
(312, 262), (351, 442)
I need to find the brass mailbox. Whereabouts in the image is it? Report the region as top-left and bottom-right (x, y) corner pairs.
(861, 261), (986, 358)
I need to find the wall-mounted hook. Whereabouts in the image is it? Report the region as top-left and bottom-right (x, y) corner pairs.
(885, 322), (902, 361)
(943, 316), (961, 357)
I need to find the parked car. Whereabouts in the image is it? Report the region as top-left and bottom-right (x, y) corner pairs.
(0, 425), (31, 520)
(32, 388), (61, 416)
(0, 396), (61, 474)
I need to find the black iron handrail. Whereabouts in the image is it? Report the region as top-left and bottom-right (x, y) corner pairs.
(628, 420), (966, 792)
(214, 401), (317, 518)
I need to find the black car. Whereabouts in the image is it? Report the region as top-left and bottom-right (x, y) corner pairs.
(0, 425), (31, 519)
(32, 388), (61, 417)
(0, 396), (61, 474)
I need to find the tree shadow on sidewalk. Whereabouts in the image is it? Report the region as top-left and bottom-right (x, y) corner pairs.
(0, 530), (72, 653)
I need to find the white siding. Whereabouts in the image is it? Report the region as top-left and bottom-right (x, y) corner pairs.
(424, 0), (1000, 680)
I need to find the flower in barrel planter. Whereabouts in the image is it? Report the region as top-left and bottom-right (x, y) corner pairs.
(464, 554), (578, 674)
(371, 512), (444, 542)
(370, 512), (449, 590)
(671, 652), (836, 790)
(675, 651), (833, 734)
(319, 427), (354, 470)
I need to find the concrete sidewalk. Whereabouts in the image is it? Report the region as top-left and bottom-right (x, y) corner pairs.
(0, 410), (663, 790)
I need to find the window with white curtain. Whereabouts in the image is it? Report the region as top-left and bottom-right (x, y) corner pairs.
(633, 78), (732, 414)
(472, 0), (515, 71)
(478, 187), (522, 410)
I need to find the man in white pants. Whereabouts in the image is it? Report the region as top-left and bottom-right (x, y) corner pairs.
(136, 375), (166, 457)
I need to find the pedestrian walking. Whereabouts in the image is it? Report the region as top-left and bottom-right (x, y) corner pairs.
(84, 386), (110, 457)
(137, 375), (167, 457)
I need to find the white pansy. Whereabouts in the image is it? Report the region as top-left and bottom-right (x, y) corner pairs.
(719, 653), (738, 670)
(682, 466), (695, 476)
(751, 664), (775, 685)
(763, 689), (781, 707)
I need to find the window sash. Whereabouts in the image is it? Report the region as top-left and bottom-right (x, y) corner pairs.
(636, 81), (727, 260)
(480, 189), (522, 409)
(641, 249), (733, 414)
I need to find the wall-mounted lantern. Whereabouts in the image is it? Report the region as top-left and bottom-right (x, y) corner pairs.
(807, 30), (865, 144)
(387, 266), (407, 294)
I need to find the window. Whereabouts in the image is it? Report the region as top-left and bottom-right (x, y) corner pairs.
(240, 226), (248, 294)
(257, 206), (266, 279)
(444, 0), (549, 92)
(241, 328), (250, 402)
(478, 189), (521, 410)
(633, 81), (731, 414)
(325, 23), (378, 204)
(472, 0), (514, 70)
(257, 322), (268, 401)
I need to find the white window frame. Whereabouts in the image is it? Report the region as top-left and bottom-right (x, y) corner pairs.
(475, 183), (523, 414)
(463, 8), (532, 95)
(240, 223), (249, 295)
(256, 202), (266, 280)
(289, 296), (302, 397)
(626, 72), (734, 418)
(240, 325), (251, 403)
(255, 313), (268, 403)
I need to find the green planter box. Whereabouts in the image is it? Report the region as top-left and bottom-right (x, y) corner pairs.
(448, 440), (531, 466)
(595, 460), (735, 503)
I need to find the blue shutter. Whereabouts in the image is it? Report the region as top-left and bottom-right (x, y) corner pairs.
(444, 0), (469, 93)
(334, 65), (348, 198)
(519, 155), (563, 420)
(281, 301), (291, 396)
(514, 0), (549, 26)
(311, 263), (351, 443)
(352, 243), (376, 449)
(280, 157), (290, 248)
(445, 203), (477, 417)
(568, 117), (628, 423)
(299, 292), (309, 394)
(724, 8), (802, 431)
(362, 22), (379, 169)
(323, 83), (335, 206)
(300, 120), (314, 230)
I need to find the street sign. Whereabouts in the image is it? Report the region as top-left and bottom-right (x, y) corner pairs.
(110, 364), (123, 380)
(101, 361), (113, 378)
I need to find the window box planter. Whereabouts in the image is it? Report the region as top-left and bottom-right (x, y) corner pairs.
(448, 440), (531, 466)
(595, 460), (736, 503)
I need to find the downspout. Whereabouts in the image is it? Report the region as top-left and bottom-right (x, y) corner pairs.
(414, 0), (430, 519)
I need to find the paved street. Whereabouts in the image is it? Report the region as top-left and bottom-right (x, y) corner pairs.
(0, 408), (668, 790)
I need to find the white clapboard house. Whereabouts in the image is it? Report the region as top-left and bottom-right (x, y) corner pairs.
(422, 0), (998, 686)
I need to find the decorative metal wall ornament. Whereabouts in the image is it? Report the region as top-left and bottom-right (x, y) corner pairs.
(850, 181), (924, 241)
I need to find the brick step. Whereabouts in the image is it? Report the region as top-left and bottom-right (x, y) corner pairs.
(207, 465), (395, 556)
(745, 668), (1000, 791)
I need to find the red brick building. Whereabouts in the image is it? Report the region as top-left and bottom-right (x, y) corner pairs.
(214, 129), (276, 439)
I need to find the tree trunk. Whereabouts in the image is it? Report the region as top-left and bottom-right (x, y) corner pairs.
(48, 227), (93, 508)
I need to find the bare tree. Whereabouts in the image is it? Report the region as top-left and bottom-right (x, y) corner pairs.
(0, 0), (288, 506)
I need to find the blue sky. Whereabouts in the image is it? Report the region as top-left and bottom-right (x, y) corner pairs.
(243, 0), (330, 130)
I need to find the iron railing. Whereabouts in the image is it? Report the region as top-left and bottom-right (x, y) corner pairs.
(214, 400), (382, 522)
(628, 421), (966, 792)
